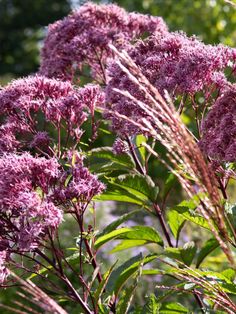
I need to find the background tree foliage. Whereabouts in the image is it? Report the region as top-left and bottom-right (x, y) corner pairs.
(1, 0), (236, 79)
(116, 0), (236, 45)
(0, 0), (71, 77)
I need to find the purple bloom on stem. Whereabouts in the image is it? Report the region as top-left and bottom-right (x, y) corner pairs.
(40, 2), (167, 82)
(112, 138), (129, 155)
(0, 153), (62, 256)
(0, 75), (104, 151)
(200, 85), (236, 162)
(54, 155), (105, 207)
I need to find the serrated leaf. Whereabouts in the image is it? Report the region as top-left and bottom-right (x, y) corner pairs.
(112, 173), (159, 203)
(173, 205), (210, 230)
(118, 226), (163, 246)
(181, 242), (197, 266)
(88, 147), (135, 169)
(167, 209), (185, 239)
(164, 242), (196, 266)
(196, 238), (219, 268)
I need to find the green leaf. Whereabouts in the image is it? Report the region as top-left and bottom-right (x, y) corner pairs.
(221, 268), (236, 282)
(97, 303), (109, 314)
(181, 242), (197, 266)
(173, 205), (210, 230)
(94, 228), (133, 249)
(93, 187), (145, 205)
(107, 254), (158, 295)
(196, 238), (219, 268)
(135, 134), (147, 165)
(141, 269), (163, 276)
(100, 209), (141, 237)
(164, 242), (197, 266)
(162, 173), (177, 198)
(142, 294), (161, 314)
(118, 226), (163, 246)
(112, 173), (159, 203)
(159, 302), (189, 313)
(27, 265), (52, 279)
(110, 240), (148, 253)
(167, 209), (185, 239)
(89, 161), (130, 174)
(164, 247), (182, 263)
(94, 261), (117, 303)
(95, 225), (163, 250)
(88, 147), (135, 169)
(116, 283), (138, 314)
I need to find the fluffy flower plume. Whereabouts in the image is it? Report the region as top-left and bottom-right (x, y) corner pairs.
(40, 2), (167, 82)
(105, 32), (236, 135)
(0, 75), (104, 152)
(200, 86), (236, 162)
(0, 153), (62, 273)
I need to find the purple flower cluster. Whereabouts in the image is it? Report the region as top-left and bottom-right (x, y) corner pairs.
(40, 2), (167, 82)
(105, 32), (236, 135)
(112, 138), (129, 155)
(54, 154), (105, 209)
(0, 75), (104, 152)
(200, 86), (236, 162)
(0, 153), (63, 282)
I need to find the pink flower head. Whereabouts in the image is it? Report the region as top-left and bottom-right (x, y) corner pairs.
(0, 153), (62, 261)
(0, 75), (104, 152)
(200, 85), (236, 162)
(54, 155), (105, 207)
(40, 2), (167, 82)
(112, 138), (129, 155)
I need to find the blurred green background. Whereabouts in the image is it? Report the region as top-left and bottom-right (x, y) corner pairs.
(1, 0), (236, 83)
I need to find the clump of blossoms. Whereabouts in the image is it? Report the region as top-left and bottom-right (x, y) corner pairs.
(112, 138), (129, 155)
(0, 75), (104, 153)
(200, 85), (236, 162)
(105, 32), (236, 135)
(0, 153), (62, 283)
(54, 152), (105, 212)
(0, 75), (106, 284)
(40, 2), (167, 82)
